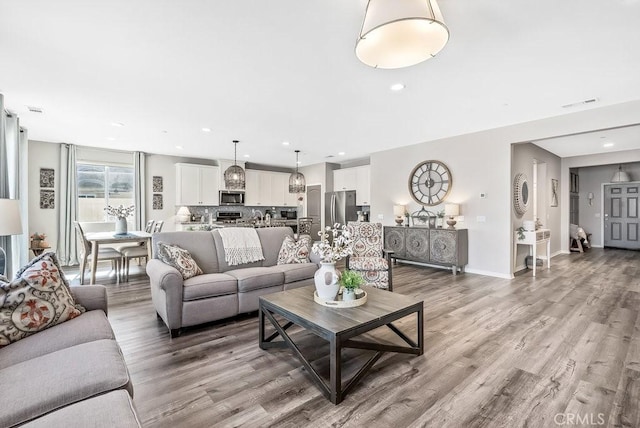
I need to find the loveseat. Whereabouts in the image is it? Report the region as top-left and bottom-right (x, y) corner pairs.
(0, 285), (141, 427)
(147, 227), (319, 337)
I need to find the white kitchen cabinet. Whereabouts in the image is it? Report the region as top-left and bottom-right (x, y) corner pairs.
(218, 159), (246, 190)
(355, 165), (370, 205)
(245, 169), (299, 206)
(175, 163), (220, 206)
(333, 168), (357, 191)
(333, 165), (371, 205)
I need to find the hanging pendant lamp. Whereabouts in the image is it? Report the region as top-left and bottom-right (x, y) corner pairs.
(611, 164), (631, 183)
(289, 150), (306, 193)
(224, 140), (245, 190)
(355, 0), (449, 69)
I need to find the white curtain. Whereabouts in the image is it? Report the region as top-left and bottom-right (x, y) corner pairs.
(134, 151), (146, 230)
(57, 143), (78, 266)
(0, 93), (28, 277)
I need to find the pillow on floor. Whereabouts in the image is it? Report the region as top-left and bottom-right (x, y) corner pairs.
(277, 235), (312, 265)
(0, 252), (86, 347)
(157, 242), (203, 279)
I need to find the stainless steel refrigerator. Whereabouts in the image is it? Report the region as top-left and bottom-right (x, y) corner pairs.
(325, 190), (357, 226)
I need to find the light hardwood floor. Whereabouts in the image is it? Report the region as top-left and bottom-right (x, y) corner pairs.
(65, 249), (640, 427)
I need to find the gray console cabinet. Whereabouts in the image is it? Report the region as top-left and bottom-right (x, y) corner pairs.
(384, 226), (468, 275)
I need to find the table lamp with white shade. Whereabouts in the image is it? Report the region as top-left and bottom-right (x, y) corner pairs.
(0, 199), (23, 276)
(393, 204), (406, 225)
(444, 203), (459, 229)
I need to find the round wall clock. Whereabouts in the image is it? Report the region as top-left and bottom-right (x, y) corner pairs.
(408, 160), (452, 206)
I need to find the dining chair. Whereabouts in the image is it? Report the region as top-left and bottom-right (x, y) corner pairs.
(119, 219), (155, 282)
(74, 222), (122, 285)
(296, 217), (313, 237)
(345, 222), (393, 291)
(153, 220), (164, 233)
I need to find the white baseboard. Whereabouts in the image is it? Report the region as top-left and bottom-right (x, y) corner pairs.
(464, 268), (513, 279)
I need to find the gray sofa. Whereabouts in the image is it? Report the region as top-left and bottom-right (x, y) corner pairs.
(0, 285), (141, 428)
(147, 227), (319, 337)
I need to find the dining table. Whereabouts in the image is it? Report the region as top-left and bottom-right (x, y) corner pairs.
(84, 231), (153, 285)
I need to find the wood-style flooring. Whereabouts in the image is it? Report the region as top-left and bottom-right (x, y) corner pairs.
(64, 249), (640, 427)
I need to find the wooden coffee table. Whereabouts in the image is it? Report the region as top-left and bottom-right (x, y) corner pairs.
(258, 285), (424, 404)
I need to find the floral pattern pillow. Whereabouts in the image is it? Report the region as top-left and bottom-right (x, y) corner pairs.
(277, 235), (312, 265)
(157, 242), (203, 279)
(0, 252), (86, 347)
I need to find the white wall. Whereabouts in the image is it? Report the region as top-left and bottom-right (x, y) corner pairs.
(511, 143), (562, 270)
(28, 140), (60, 250)
(371, 136), (511, 277)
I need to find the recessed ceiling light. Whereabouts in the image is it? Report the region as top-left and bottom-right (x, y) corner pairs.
(390, 83), (405, 91)
(338, 152), (345, 155)
(296, 161), (301, 165)
(243, 154), (250, 158)
(202, 127), (211, 132)
(175, 145), (183, 150)
(282, 141), (290, 146)
(603, 142), (614, 148)
(106, 137), (116, 141)
(111, 122), (124, 127)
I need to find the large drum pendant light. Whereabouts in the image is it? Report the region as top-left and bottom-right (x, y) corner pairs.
(224, 140), (245, 190)
(289, 150), (306, 193)
(355, 0), (449, 69)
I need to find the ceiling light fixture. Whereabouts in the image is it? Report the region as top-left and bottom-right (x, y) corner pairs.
(243, 154), (250, 158)
(224, 140), (246, 190)
(111, 122), (124, 127)
(202, 127), (211, 132)
(282, 141), (290, 146)
(611, 165), (631, 183)
(355, 0), (449, 69)
(175, 145), (183, 150)
(289, 150), (306, 194)
(603, 142), (614, 148)
(338, 152), (345, 156)
(390, 83), (405, 91)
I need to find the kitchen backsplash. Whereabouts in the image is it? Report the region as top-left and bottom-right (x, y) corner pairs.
(178, 205), (300, 221)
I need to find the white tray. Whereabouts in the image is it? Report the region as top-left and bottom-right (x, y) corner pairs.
(313, 290), (367, 308)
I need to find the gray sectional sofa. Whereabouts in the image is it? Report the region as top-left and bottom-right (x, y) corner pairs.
(147, 227), (319, 337)
(0, 285), (141, 428)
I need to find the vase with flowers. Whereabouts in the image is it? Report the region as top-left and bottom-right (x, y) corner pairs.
(105, 204), (135, 235)
(311, 223), (353, 301)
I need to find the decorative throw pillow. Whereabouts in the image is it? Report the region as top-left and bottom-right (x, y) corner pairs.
(0, 252), (86, 347)
(157, 242), (203, 279)
(277, 235), (312, 265)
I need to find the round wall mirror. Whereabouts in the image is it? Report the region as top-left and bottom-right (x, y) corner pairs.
(513, 173), (530, 216)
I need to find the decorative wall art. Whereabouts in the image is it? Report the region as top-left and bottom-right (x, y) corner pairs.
(513, 173), (529, 216)
(551, 178), (559, 207)
(153, 176), (163, 192)
(40, 189), (55, 209)
(153, 194), (163, 210)
(39, 168), (55, 188)
(408, 160), (452, 206)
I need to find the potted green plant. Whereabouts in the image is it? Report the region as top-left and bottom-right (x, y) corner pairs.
(340, 270), (364, 301)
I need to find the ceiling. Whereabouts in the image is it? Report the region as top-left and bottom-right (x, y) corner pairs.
(1, 0), (640, 168)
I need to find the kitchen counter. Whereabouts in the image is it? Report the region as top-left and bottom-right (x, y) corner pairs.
(176, 219), (299, 231)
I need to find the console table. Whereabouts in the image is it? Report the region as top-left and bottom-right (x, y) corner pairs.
(384, 227), (468, 275)
(513, 228), (551, 277)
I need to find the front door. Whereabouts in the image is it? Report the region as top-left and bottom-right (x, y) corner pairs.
(604, 183), (640, 249)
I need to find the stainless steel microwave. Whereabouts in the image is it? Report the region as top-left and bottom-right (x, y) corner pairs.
(219, 190), (245, 206)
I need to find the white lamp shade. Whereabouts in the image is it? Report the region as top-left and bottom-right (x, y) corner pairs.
(0, 199), (23, 236)
(611, 165), (631, 183)
(356, 0), (449, 69)
(176, 206), (191, 222)
(587, 192), (594, 199)
(393, 204), (406, 217)
(444, 203), (459, 217)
